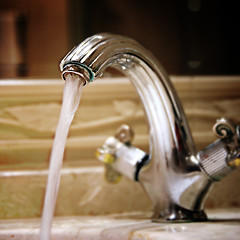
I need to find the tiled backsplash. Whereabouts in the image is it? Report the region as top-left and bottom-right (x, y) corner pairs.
(0, 76), (239, 218)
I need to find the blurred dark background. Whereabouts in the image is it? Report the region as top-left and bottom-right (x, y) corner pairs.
(1, 0), (240, 78)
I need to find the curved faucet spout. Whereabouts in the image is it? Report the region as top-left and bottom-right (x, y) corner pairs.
(60, 33), (211, 221)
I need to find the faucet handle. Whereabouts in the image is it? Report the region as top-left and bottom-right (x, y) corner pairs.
(213, 117), (238, 141)
(115, 124), (134, 145)
(199, 118), (240, 181)
(96, 124), (148, 183)
(213, 118), (240, 168)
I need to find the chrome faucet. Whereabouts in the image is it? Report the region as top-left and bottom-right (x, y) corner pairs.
(60, 33), (240, 222)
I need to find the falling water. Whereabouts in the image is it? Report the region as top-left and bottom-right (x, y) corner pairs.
(39, 74), (84, 240)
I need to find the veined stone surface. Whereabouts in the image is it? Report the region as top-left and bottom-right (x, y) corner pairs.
(0, 76), (239, 218)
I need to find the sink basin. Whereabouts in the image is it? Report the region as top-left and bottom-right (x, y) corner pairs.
(0, 209), (239, 239)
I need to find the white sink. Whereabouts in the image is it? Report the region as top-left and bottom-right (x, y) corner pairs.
(0, 209), (240, 239)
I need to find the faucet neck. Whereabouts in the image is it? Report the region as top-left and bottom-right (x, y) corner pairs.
(60, 33), (196, 158)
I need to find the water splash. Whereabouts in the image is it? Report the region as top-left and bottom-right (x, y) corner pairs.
(39, 74), (83, 240)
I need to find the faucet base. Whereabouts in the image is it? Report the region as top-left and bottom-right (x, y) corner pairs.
(152, 204), (208, 223)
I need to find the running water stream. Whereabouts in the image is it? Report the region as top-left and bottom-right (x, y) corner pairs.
(39, 74), (84, 240)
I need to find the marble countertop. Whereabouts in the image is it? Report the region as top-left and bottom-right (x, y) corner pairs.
(0, 209), (239, 240)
